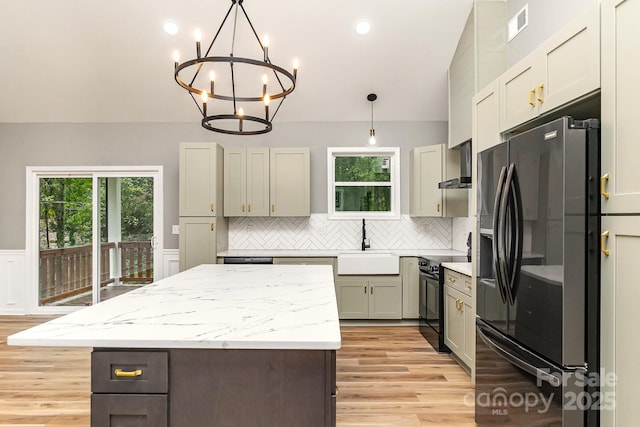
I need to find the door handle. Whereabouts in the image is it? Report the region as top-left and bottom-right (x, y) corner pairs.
(528, 88), (536, 107)
(536, 84), (544, 103)
(601, 231), (610, 257)
(600, 173), (610, 199)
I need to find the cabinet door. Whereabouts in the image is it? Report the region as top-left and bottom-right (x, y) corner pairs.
(444, 285), (465, 355)
(179, 142), (221, 216)
(499, 55), (539, 132)
(410, 145), (443, 217)
(334, 277), (369, 319)
(247, 149), (270, 216)
(448, 10), (475, 149)
(270, 148), (310, 216)
(224, 148), (247, 217)
(461, 293), (474, 369)
(536, 4), (600, 116)
(401, 257), (420, 319)
(600, 216), (640, 426)
(178, 217), (217, 272)
(368, 278), (402, 319)
(473, 80), (501, 153)
(601, 0), (640, 214)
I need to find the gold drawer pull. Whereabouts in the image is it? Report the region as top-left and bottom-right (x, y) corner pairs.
(600, 173), (610, 199)
(466, 284), (472, 291)
(601, 231), (610, 257)
(448, 276), (456, 283)
(536, 83), (544, 103)
(114, 368), (142, 377)
(529, 88), (536, 107)
(335, 386), (339, 396)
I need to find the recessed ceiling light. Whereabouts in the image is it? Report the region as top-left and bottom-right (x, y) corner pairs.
(356, 20), (371, 35)
(163, 20), (179, 36)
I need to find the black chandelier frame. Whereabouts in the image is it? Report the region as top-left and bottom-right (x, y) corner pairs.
(173, 0), (297, 135)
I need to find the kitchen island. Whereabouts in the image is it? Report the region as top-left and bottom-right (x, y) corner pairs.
(9, 264), (341, 427)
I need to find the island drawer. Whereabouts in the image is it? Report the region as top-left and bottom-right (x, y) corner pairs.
(91, 394), (167, 427)
(92, 351), (168, 394)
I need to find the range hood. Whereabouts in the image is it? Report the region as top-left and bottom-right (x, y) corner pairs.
(438, 140), (472, 189)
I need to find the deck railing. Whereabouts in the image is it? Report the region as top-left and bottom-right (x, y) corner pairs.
(39, 241), (153, 304)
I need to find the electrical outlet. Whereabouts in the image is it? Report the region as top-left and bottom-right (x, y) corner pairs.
(172, 224), (180, 235)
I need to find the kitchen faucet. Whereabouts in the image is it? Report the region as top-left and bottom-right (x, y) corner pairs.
(361, 218), (370, 251)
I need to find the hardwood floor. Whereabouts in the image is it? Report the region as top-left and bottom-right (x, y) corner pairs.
(1, 317), (475, 426)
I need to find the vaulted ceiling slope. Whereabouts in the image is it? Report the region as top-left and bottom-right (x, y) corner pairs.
(0, 0), (472, 124)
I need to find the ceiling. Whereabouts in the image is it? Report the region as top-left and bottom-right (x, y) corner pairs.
(0, 0), (473, 125)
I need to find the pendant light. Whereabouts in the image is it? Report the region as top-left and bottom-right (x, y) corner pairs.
(367, 93), (378, 146)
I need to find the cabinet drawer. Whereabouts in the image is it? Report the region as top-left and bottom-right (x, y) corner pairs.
(91, 394), (167, 427)
(92, 351), (168, 394)
(443, 269), (472, 297)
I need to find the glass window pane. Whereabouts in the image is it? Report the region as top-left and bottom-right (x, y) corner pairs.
(335, 186), (391, 212)
(335, 156), (391, 182)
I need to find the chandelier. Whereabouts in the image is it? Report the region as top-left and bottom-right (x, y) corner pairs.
(172, 0), (298, 135)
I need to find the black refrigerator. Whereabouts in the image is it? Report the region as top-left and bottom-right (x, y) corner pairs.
(475, 117), (600, 426)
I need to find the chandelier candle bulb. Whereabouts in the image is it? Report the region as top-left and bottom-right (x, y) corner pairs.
(173, 50), (180, 68)
(201, 91), (208, 116)
(262, 74), (268, 96)
(293, 58), (299, 79)
(262, 35), (269, 61)
(210, 71), (215, 95)
(194, 28), (202, 58)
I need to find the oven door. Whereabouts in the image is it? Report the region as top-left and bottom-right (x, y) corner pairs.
(419, 270), (440, 330)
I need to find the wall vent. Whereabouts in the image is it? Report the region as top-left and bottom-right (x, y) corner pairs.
(508, 4), (528, 42)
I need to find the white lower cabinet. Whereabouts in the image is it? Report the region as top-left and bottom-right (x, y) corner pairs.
(443, 268), (474, 371)
(335, 275), (402, 319)
(178, 217), (228, 272)
(401, 257), (420, 319)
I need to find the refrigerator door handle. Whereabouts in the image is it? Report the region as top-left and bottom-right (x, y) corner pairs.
(498, 164), (515, 304)
(477, 321), (562, 388)
(508, 165), (524, 302)
(492, 166), (508, 304)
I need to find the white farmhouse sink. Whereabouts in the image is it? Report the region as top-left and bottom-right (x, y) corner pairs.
(337, 252), (400, 275)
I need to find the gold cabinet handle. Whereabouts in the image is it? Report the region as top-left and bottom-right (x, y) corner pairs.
(528, 88), (536, 107)
(210, 203), (214, 212)
(335, 386), (339, 397)
(536, 83), (544, 103)
(241, 203), (245, 213)
(248, 204), (251, 213)
(459, 301), (464, 313)
(466, 284), (472, 291)
(114, 368), (142, 377)
(600, 173), (610, 199)
(436, 203), (440, 213)
(448, 276), (456, 283)
(364, 285), (367, 294)
(370, 286), (374, 295)
(211, 222), (215, 231)
(601, 231), (610, 257)
(272, 204), (275, 213)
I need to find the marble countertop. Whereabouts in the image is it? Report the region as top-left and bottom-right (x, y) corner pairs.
(8, 264), (341, 350)
(441, 262), (472, 277)
(218, 249), (467, 258)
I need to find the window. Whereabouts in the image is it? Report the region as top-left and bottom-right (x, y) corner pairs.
(327, 147), (400, 219)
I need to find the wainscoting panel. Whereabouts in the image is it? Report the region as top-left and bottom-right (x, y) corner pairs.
(0, 251), (26, 314)
(162, 249), (180, 279)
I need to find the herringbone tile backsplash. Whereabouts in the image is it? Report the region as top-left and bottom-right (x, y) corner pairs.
(229, 214), (455, 250)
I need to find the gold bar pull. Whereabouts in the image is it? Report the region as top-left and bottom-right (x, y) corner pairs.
(114, 368), (142, 377)
(210, 203), (214, 212)
(600, 173), (610, 199)
(536, 84), (544, 103)
(370, 286), (374, 295)
(242, 204), (245, 213)
(436, 203), (440, 213)
(272, 204), (275, 213)
(248, 204), (251, 213)
(364, 286), (367, 294)
(601, 231), (610, 257)
(529, 88), (536, 107)
(211, 222), (215, 231)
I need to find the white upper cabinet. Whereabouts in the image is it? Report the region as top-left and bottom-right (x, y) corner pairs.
(270, 148), (310, 217)
(601, 0), (640, 214)
(499, 4), (600, 132)
(448, 1), (507, 149)
(224, 148), (270, 217)
(179, 142), (223, 217)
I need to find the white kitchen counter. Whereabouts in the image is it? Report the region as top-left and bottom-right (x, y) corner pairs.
(219, 249), (467, 258)
(441, 262), (472, 277)
(8, 264), (341, 350)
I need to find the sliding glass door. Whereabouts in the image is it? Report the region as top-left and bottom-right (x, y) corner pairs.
(30, 167), (162, 311)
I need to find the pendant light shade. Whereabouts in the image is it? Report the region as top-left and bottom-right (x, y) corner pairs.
(367, 93), (378, 146)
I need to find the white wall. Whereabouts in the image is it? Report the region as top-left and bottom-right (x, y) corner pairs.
(506, 0), (598, 66)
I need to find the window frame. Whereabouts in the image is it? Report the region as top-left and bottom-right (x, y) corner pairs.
(327, 147), (401, 220)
